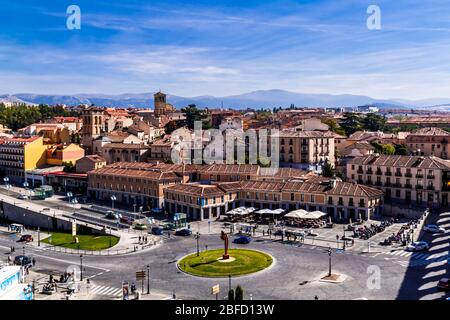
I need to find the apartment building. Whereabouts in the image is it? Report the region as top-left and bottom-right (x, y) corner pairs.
(87, 166), (182, 209)
(347, 155), (450, 208)
(0, 136), (47, 183)
(405, 127), (450, 159)
(164, 177), (383, 221)
(278, 131), (335, 171)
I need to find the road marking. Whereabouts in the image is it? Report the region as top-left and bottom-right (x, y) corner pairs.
(90, 285), (122, 297)
(22, 251), (110, 272)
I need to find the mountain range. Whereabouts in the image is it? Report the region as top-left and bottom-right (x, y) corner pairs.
(1, 90), (450, 110)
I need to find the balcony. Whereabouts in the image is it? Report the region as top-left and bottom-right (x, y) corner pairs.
(375, 181), (382, 186)
(393, 183), (402, 188)
(359, 202), (365, 208)
(416, 185), (423, 190)
(385, 171), (392, 176)
(357, 179), (364, 184)
(385, 182), (392, 187)
(427, 185), (435, 191)
(405, 172), (412, 178)
(338, 201), (344, 206)
(348, 202), (354, 207)
(376, 170), (382, 176)
(367, 169), (373, 175)
(404, 184), (412, 189)
(395, 172), (402, 177)
(416, 174), (424, 179)
(366, 180), (373, 185)
(427, 175), (435, 179)
(357, 169), (364, 174)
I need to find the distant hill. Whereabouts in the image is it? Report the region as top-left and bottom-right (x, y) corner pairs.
(2, 90), (450, 110)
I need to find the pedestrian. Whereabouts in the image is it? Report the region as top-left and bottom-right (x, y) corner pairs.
(314, 295), (319, 300)
(263, 230), (265, 237)
(139, 236), (141, 243)
(7, 255), (11, 265)
(32, 258), (36, 267)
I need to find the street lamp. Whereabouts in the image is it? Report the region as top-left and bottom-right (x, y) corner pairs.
(327, 246), (332, 277)
(147, 264), (150, 294)
(194, 232), (200, 256)
(80, 254), (83, 281)
(110, 195), (116, 211)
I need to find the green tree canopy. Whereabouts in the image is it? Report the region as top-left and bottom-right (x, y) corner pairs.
(361, 113), (387, 132)
(339, 113), (362, 136)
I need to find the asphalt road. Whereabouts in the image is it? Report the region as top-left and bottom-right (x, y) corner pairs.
(0, 230), (426, 300)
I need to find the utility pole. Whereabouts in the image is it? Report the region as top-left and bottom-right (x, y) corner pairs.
(194, 232), (200, 256)
(80, 254), (83, 281)
(328, 246), (332, 277)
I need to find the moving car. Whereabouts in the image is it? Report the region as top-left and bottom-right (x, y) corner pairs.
(134, 223), (147, 230)
(14, 255), (32, 267)
(233, 235), (252, 244)
(423, 224), (445, 234)
(151, 226), (164, 235)
(105, 211), (121, 220)
(19, 234), (33, 242)
(406, 241), (429, 252)
(437, 278), (450, 291)
(120, 216), (134, 225)
(17, 194), (28, 200)
(175, 229), (192, 236)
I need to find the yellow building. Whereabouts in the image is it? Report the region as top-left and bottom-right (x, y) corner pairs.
(0, 136), (47, 183)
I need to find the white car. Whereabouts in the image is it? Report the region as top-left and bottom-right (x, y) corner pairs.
(423, 224), (445, 234)
(406, 241), (429, 252)
(16, 194), (28, 200)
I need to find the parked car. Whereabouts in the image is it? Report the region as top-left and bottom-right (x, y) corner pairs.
(120, 216), (134, 225)
(17, 194), (28, 200)
(175, 229), (192, 236)
(406, 241), (429, 252)
(437, 278), (450, 291)
(151, 227), (164, 235)
(14, 255), (32, 267)
(233, 235), (252, 244)
(134, 223), (148, 230)
(423, 224), (445, 234)
(19, 234), (33, 242)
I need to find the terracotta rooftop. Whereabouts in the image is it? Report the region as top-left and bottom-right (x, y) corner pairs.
(279, 130), (335, 138)
(409, 127), (450, 136)
(348, 155), (450, 170)
(89, 167), (181, 181)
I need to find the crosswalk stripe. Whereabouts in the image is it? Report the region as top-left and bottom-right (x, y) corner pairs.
(91, 285), (106, 294)
(96, 286), (112, 295)
(113, 289), (123, 296)
(391, 251), (403, 256)
(103, 287), (117, 295)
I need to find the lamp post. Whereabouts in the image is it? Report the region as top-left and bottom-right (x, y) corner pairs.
(67, 191), (73, 204)
(80, 254), (83, 281)
(147, 264), (150, 294)
(327, 246), (332, 277)
(335, 234), (339, 249)
(37, 227), (40, 247)
(194, 232), (200, 256)
(110, 195), (116, 211)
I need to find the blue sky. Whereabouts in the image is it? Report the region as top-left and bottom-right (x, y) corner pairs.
(1, 0), (450, 99)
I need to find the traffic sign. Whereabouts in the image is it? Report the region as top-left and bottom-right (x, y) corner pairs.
(211, 284), (220, 295)
(136, 271), (146, 280)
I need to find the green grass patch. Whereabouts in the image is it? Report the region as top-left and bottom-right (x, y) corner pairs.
(178, 249), (273, 277)
(42, 232), (119, 251)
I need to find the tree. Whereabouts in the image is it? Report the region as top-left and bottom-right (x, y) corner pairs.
(361, 113), (386, 132)
(62, 161), (75, 173)
(164, 120), (182, 134)
(321, 117), (346, 136)
(181, 104), (210, 130)
(382, 144), (395, 155)
(394, 143), (408, 155)
(322, 159), (335, 177)
(339, 113), (362, 136)
(235, 285), (244, 300)
(228, 289), (235, 301)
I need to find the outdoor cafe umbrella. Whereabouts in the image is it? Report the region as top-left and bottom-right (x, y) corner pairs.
(284, 209), (309, 219)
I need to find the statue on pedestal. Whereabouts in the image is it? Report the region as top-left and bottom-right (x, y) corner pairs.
(220, 231), (229, 260)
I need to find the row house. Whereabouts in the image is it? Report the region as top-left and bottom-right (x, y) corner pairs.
(347, 155), (450, 208)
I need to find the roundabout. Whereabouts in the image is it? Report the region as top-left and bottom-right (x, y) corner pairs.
(178, 249), (273, 278)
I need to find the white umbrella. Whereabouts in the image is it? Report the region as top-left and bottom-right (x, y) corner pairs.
(308, 211), (327, 219)
(284, 209), (308, 219)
